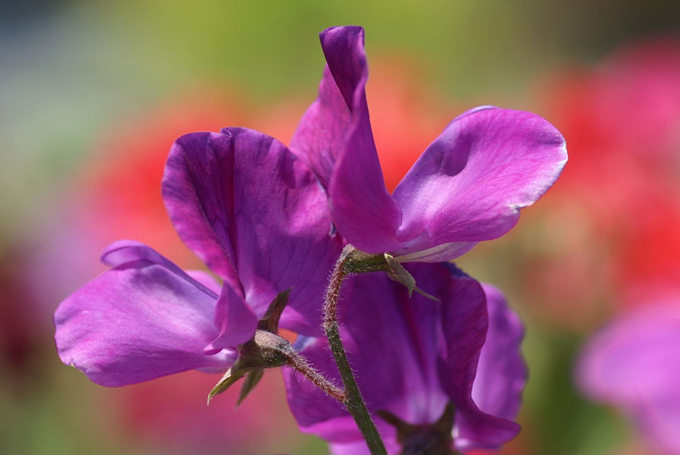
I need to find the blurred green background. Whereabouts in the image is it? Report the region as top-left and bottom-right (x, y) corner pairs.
(2, 1), (680, 454)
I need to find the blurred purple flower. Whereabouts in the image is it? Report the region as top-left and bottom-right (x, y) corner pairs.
(55, 128), (341, 386)
(577, 303), (680, 454)
(284, 264), (526, 453)
(290, 26), (567, 262)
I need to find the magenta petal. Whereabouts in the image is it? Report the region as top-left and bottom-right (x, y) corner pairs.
(162, 132), (240, 288)
(284, 267), (454, 444)
(634, 396), (680, 455)
(577, 304), (680, 403)
(163, 129), (341, 335)
(577, 304), (680, 454)
(391, 107), (567, 258)
(291, 26), (375, 190)
(292, 25), (402, 253)
(437, 268), (521, 451)
(185, 270), (222, 295)
(54, 252), (234, 387)
(472, 285), (527, 423)
(100, 240), (219, 297)
(290, 64), (353, 190)
(206, 281), (258, 353)
(286, 264), (510, 449)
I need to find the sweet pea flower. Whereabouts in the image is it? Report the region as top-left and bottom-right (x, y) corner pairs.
(290, 26), (567, 262)
(284, 264), (526, 454)
(577, 302), (680, 455)
(55, 127), (341, 386)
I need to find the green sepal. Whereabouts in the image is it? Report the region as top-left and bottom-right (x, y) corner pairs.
(207, 365), (247, 405)
(384, 254), (440, 302)
(206, 330), (294, 405)
(237, 368), (265, 407)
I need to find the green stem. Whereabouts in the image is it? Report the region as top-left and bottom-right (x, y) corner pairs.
(323, 246), (388, 455)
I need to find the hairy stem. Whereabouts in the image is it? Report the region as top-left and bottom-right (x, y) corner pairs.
(286, 350), (346, 402)
(323, 246), (388, 455)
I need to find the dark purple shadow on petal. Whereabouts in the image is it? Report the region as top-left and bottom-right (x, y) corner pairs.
(164, 129), (341, 336)
(291, 66), (353, 190)
(163, 132), (242, 290)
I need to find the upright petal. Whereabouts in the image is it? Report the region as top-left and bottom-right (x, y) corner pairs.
(162, 132), (241, 288)
(163, 129), (341, 335)
(54, 245), (234, 387)
(391, 107), (567, 259)
(291, 25), (402, 253)
(290, 63), (353, 190)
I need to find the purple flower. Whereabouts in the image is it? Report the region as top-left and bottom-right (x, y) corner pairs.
(577, 302), (680, 454)
(55, 128), (341, 386)
(284, 264), (527, 453)
(291, 26), (567, 262)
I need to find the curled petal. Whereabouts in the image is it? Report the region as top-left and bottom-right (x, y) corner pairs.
(205, 282), (258, 354)
(55, 249), (234, 387)
(163, 129), (341, 335)
(437, 267), (521, 451)
(391, 107), (567, 259)
(292, 25), (403, 253)
(290, 64), (353, 190)
(394, 241), (477, 263)
(472, 285), (527, 423)
(100, 240), (219, 298)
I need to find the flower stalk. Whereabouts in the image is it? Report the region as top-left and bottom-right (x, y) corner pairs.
(323, 246), (388, 455)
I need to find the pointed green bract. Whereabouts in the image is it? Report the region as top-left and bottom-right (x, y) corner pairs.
(208, 366), (247, 405)
(237, 368), (265, 407)
(384, 254), (440, 302)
